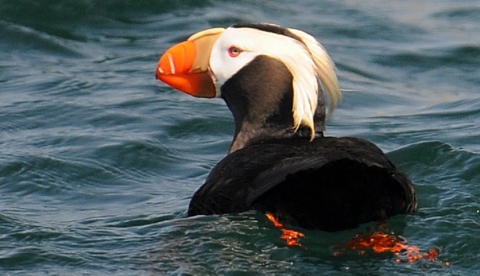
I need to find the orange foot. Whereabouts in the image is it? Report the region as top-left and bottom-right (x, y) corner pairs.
(339, 231), (439, 263)
(334, 224), (449, 265)
(265, 212), (305, 247)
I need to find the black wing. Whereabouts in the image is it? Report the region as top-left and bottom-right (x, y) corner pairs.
(187, 137), (416, 231)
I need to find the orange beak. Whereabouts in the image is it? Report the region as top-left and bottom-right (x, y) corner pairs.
(156, 28), (224, 98)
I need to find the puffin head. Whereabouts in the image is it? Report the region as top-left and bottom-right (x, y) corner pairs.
(157, 24), (341, 152)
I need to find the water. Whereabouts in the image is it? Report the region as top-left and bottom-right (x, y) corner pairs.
(1, 0), (479, 274)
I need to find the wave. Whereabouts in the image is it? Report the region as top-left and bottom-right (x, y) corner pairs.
(0, 20), (85, 57)
(389, 140), (480, 201)
(433, 6), (480, 20)
(375, 44), (480, 69)
(0, 0), (212, 26)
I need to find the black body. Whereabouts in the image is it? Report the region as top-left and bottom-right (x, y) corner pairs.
(188, 137), (417, 231)
(185, 32), (417, 231)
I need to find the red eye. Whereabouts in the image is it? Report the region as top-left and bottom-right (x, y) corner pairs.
(228, 46), (242, 57)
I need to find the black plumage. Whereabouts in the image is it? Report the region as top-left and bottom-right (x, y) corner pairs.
(188, 136), (417, 231)
(187, 53), (417, 231)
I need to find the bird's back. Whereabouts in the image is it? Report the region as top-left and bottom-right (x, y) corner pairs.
(187, 136), (417, 231)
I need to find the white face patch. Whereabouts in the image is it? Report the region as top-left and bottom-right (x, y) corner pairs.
(208, 26), (340, 137)
(209, 28), (263, 95)
(210, 27), (317, 94)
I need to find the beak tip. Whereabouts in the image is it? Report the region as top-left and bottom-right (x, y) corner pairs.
(156, 65), (168, 80)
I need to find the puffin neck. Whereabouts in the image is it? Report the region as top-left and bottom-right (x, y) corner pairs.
(220, 55), (326, 153)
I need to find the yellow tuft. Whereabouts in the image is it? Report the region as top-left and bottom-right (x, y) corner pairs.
(287, 28), (341, 139)
(288, 28), (341, 116)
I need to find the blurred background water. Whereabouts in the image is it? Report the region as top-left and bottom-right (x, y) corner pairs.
(1, 0), (479, 275)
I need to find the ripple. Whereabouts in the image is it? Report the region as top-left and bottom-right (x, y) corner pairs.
(91, 139), (177, 175)
(0, 20), (85, 56)
(375, 44), (480, 70)
(0, 246), (83, 269)
(433, 7), (480, 19)
(0, 0), (213, 29)
(0, 155), (117, 198)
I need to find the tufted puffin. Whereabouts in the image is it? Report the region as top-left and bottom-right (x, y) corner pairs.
(156, 23), (417, 232)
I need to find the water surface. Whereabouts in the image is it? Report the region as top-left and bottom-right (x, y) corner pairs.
(1, 0), (479, 275)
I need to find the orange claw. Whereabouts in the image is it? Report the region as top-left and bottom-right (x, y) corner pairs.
(266, 212), (305, 247)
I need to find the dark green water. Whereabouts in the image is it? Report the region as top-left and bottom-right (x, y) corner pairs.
(1, 0), (479, 275)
